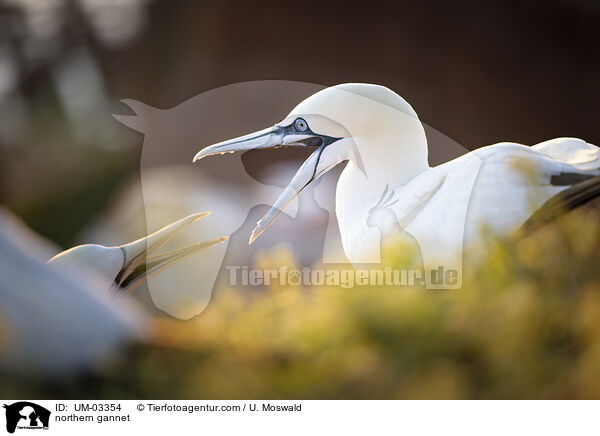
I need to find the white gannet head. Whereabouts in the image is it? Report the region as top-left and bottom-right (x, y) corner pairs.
(193, 83), (428, 243)
(48, 212), (227, 295)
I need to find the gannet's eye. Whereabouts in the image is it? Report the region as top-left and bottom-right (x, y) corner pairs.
(294, 118), (308, 132)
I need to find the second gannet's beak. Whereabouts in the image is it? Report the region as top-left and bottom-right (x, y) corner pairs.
(113, 212), (227, 295)
(193, 118), (349, 244)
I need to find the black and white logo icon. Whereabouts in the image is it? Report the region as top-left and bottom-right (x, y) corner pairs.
(3, 402), (50, 434)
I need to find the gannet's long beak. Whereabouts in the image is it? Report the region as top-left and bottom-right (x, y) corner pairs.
(113, 212), (227, 295)
(193, 122), (343, 244)
(249, 145), (330, 243)
(192, 125), (327, 162)
(193, 126), (285, 161)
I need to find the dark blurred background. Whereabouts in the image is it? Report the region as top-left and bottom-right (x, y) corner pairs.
(0, 0), (598, 248)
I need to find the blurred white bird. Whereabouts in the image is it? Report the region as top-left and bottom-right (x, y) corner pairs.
(0, 208), (143, 376)
(194, 83), (600, 284)
(0, 209), (225, 376)
(49, 211), (227, 296)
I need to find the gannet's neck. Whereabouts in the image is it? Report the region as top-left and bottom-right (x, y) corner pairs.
(334, 118), (430, 263)
(341, 113), (430, 196)
(358, 134), (429, 186)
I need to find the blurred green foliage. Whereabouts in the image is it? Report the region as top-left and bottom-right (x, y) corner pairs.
(2, 210), (600, 399)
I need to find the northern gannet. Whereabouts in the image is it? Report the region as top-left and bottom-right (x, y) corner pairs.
(193, 83), (600, 277)
(49, 212), (227, 296)
(0, 209), (143, 375)
(0, 210), (226, 375)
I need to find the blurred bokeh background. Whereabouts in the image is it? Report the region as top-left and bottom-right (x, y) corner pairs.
(1, 0), (600, 398)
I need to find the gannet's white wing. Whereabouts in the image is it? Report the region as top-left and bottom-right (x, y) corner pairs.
(532, 137), (600, 170)
(524, 138), (600, 230)
(464, 140), (600, 239)
(392, 139), (600, 270)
